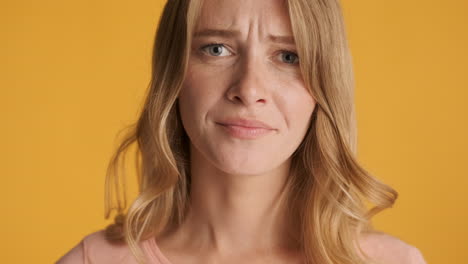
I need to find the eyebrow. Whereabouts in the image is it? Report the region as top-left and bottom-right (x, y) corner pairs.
(193, 29), (296, 45)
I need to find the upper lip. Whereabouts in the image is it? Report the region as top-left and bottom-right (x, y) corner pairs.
(217, 118), (275, 130)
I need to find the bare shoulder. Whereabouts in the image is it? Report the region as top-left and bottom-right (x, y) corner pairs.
(358, 231), (426, 264)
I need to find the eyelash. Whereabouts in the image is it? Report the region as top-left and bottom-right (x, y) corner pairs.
(200, 42), (299, 66)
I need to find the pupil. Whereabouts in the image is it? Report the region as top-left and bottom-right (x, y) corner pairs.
(212, 46), (221, 55)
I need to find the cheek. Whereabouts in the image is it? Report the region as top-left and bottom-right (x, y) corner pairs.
(281, 84), (316, 135)
(180, 64), (226, 105)
(180, 71), (204, 103)
(178, 65), (226, 132)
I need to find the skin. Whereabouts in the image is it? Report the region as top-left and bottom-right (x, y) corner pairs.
(158, 0), (314, 263)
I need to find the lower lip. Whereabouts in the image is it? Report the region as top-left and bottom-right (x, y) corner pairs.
(217, 123), (274, 139)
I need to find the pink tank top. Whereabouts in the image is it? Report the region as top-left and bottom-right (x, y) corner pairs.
(56, 230), (172, 264)
(57, 229), (427, 264)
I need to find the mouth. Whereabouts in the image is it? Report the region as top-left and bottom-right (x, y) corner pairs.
(216, 118), (275, 130)
(216, 123), (274, 140)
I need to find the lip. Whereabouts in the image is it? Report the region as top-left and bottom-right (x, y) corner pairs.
(215, 118), (275, 140)
(216, 118), (275, 130)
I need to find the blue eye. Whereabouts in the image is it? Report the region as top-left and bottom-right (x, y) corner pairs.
(201, 44), (232, 57)
(280, 51), (299, 65)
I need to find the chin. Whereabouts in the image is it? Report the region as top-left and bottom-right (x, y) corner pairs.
(215, 160), (275, 177)
(194, 141), (282, 177)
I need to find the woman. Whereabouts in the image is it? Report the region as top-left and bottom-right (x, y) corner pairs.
(57, 0), (426, 263)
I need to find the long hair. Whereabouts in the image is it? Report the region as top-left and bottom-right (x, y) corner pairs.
(103, 0), (398, 263)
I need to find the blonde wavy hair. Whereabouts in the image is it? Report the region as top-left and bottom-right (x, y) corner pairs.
(103, 0), (398, 263)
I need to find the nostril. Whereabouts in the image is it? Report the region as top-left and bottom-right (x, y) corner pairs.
(234, 96), (243, 103)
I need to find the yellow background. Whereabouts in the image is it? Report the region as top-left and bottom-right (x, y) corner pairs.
(2, 0), (467, 263)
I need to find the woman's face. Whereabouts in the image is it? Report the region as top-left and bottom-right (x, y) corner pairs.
(178, 0), (316, 176)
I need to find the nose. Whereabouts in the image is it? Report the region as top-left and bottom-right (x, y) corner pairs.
(226, 53), (269, 107)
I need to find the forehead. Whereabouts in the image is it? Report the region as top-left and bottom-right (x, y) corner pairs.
(195, 0), (292, 36)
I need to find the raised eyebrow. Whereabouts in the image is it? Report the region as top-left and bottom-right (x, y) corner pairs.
(193, 29), (241, 39)
(193, 28), (296, 45)
(268, 35), (296, 45)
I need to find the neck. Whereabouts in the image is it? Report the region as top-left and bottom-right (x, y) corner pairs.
(168, 145), (300, 256)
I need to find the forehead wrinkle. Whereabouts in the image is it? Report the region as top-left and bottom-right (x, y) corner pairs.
(200, 0), (243, 30)
(195, 0), (293, 43)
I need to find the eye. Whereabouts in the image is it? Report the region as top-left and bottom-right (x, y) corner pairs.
(201, 43), (232, 57)
(279, 51), (299, 65)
